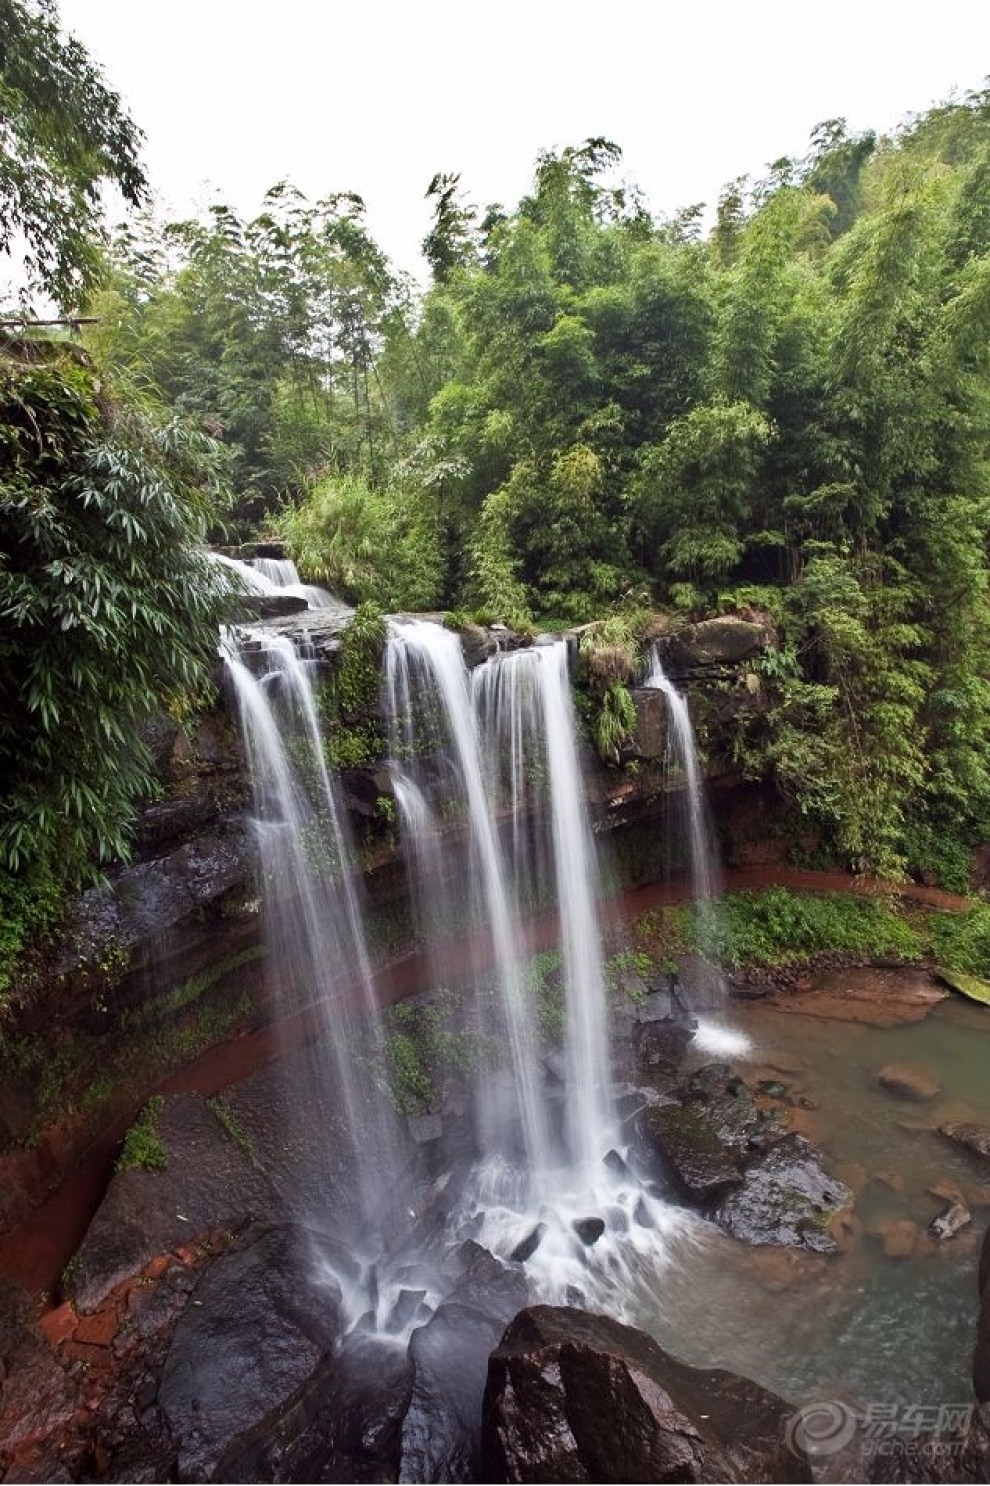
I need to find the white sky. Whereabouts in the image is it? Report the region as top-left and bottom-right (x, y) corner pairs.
(56, 0), (990, 284)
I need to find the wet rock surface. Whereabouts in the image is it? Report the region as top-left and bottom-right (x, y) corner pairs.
(629, 1063), (851, 1251)
(157, 1224), (343, 1481)
(976, 1224), (990, 1403)
(0, 1282), (80, 1464)
(67, 1095), (276, 1313)
(866, 1403), (990, 1483)
(715, 1134), (852, 1253)
(481, 1304), (809, 1483)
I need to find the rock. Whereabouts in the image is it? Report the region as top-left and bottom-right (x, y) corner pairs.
(975, 1225), (990, 1402)
(481, 1305), (810, 1483)
(631, 1102), (743, 1203)
(628, 689), (668, 760)
(635, 986), (675, 1023)
(0, 1282), (81, 1459)
(407, 1112), (443, 1145)
(664, 616), (775, 669)
(401, 1302), (507, 1483)
(293, 1332), (414, 1483)
(234, 593), (310, 619)
(775, 967), (947, 1027)
(510, 1224), (547, 1264)
(867, 1402), (990, 1482)
(940, 1123), (990, 1162)
(878, 1218), (920, 1259)
(157, 1225), (342, 1481)
(572, 1217), (606, 1247)
(929, 1201), (972, 1241)
(384, 1288), (428, 1334)
(635, 1017), (694, 1070)
(715, 1135), (852, 1253)
(67, 1094), (275, 1312)
(876, 1063), (942, 1101)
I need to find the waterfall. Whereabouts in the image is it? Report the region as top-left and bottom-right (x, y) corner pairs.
(385, 620), (553, 1186)
(385, 622), (613, 1194)
(643, 647), (718, 909)
(209, 551), (345, 610)
(225, 630), (401, 1239)
(473, 642), (613, 1183)
(644, 647), (752, 1055)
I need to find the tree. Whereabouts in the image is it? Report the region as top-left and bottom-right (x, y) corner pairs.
(0, 0), (145, 307)
(0, 336), (233, 882)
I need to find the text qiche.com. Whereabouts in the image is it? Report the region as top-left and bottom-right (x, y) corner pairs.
(785, 1399), (975, 1458)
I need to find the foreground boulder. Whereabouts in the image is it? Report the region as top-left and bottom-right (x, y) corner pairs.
(481, 1305), (810, 1483)
(976, 1224), (990, 1403)
(158, 1224), (343, 1481)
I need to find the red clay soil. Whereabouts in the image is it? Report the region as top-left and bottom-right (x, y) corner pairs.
(0, 865), (972, 1301)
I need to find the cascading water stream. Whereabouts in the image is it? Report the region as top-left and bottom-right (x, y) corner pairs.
(209, 551), (345, 610)
(644, 646), (752, 1057)
(225, 630), (402, 1241)
(473, 641), (613, 1185)
(385, 620), (553, 1187)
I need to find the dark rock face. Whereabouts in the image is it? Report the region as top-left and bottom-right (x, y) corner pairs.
(401, 1302), (507, 1483)
(976, 1224), (990, 1403)
(481, 1305), (810, 1483)
(866, 1403), (990, 1483)
(630, 1064), (851, 1252)
(715, 1134), (853, 1253)
(157, 1225), (343, 1482)
(628, 687), (668, 760)
(234, 593), (311, 619)
(0, 1282), (80, 1465)
(662, 615), (775, 670)
(632, 1102), (743, 1202)
(67, 1094), (277, 1312)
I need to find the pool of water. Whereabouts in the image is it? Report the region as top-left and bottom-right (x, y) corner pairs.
(626, 991), (990, 1413)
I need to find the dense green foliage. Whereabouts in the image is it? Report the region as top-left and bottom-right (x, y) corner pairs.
(95, 91), (987, 878)
(637, 886), (990, 980)
(0, 339), (233, 884)
(5, 2), (990, 889)
(0, 0), (145, 305)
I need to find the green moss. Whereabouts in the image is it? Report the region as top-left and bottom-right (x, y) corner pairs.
(207, 1095), (256, 1158)
(605, 948), (654, 1000)
(119, 945), (265, 1033)
(335, 602), (387, 716)
(928, 905), (990, 979)
(117, 1095), (167, 1172)
(0, 862), (64, 1007)
(527, 949), (565, 1037)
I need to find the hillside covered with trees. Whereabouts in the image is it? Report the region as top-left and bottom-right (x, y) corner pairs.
(2, 0), (990, 902)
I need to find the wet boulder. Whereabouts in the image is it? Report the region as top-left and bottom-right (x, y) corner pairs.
(976, 1223), (990, 1403)
(663, 616), (775, 670)
(481, 1305), (810, 1483)
(401, 1302), (508, 1484)
(157, 1224), (343, 1481)
(631, 1101), (743, 1203)
(714, 1134), (853, 1254)
(0, 1282), (81, 1476)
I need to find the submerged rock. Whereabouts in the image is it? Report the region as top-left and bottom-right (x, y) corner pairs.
(481, 1304), (809, 1483)
(876, 1062), (942, 1101)
(714, 1134), (852, 1254)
